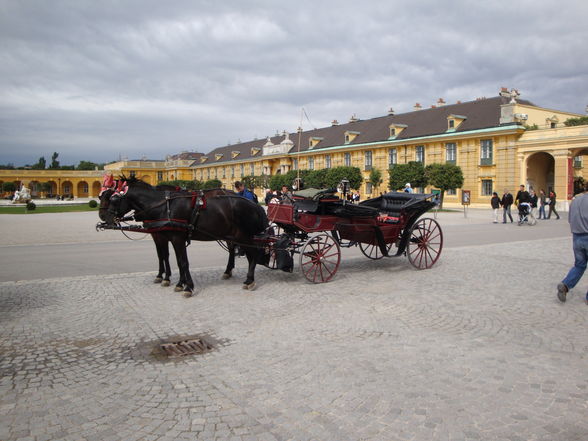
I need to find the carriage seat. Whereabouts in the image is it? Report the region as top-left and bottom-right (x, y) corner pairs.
(292, 188), (339, 213)
(360, 192), (431, 218)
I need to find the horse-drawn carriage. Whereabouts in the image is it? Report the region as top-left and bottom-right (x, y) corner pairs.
(97, 176), (442, 295)
(257, 188), (443, 283)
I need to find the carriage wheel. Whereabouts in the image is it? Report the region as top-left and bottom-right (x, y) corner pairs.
(406, 218), (443, 269)
(359, 242), (393, 260)
(300, 233), (341, 283)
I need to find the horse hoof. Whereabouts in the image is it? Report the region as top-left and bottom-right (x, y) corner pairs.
(161, 280), (170, 287)
(182, 290), (193, 298)
(174, 286), (183, 292)
(222, 272), (232, 280)
(242, 282), (256, 291)
(154, 277), (163, 284)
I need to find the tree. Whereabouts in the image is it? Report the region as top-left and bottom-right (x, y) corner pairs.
(203, 179), (222, 189)
(0, 163), (15, 169)
(304, 169), (329, 188)
(31, 157), (46, 170)
(77, 160), (101, 170)
(324, 166), (363, 190)
(564, 116), (588, 127)
(425, 163), (464, 208)
(2, 182), (16, 193)
(49, 152), (60, 169)
(368, 168), (383, 194)
(388, 161), (427, 191)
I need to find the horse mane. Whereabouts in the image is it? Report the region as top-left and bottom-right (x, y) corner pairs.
(120, 175), (153, 190)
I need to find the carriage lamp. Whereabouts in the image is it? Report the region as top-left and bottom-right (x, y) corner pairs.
(338, 178), (350, 200)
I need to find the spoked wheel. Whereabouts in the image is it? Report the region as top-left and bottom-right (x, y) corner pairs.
(359, 242), (393, 260)
(406, 218), (443, 269)
(300, 233), (341, 283)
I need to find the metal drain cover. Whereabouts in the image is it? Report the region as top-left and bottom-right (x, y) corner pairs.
(160, 338), (213, 357)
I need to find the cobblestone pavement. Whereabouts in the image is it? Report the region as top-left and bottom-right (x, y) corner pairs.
(1, 236), (588, 441)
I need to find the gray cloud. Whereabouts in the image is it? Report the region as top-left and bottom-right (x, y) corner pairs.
(1, 0), (587, 165)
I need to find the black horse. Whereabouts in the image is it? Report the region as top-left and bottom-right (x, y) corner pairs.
(99, 185), (176, 287)
(100, 177), (268, 296)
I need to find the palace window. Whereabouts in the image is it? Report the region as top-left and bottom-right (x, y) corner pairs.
(366, 182), (373, 194)
(480, 139), (493, 165)
(222, 168), (226, 178)
(364, 151), (373, 171)
(325, 154), (331, 169)
(415, 145), (425, 163)
(574, 156), (583, 168)
(308, 157), (315, 170)
(82, 184), (88, 193)
(344, 152), (351, 167)
(130, 170), (136, 178)
(240, 164), (244, 177)
(250, 164), (255, 176)
(231, 166), (235, 177)
(481, 179), (493, 196)
(157, 171), (163, 181)
(293, 158), (298, 170)
(446, 143), (456, 164)
(447, 188), (456, 195)
(388, 148), (397, 167)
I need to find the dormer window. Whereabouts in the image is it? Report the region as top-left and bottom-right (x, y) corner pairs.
(344, 131), (360, 144)
(447, 114), (467, 132)
(215, 154), (223, 161)
(251, 147), (261, 156)
(388, 123), (407, 139)
(309, 137), (323, 149)
(231, 151), (240, 159)
(200, 156), (209, 163)
(546, 115), (559, 128)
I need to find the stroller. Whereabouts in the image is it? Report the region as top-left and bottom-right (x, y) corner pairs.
(518, 202), (537, 226)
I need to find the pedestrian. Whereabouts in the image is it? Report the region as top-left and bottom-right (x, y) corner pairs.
(547, 190), (560, 219)
(280, 185), (293, 203)
(501, 189), (514, 223)
(538, 189), (547, 219)
(557, 182), (588, 303)
(404, 183), (413, 194)
(234, 181), (257, 202)
(529, 189), (538, 218)
(515, 184), (531, 221)
(491, 192), (501, 223)
(264, 189), (273, 205)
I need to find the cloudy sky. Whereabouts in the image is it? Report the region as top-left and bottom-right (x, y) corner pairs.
(1, 0), (587, 166)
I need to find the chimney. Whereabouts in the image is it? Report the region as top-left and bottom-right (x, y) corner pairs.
(437, 98), (446, 106)
(349, 114), (359, 123)
(456, 100), (462, 104)
(388, 107), (395, 116)
(414, 103), (422, 111)
(331, 119), (339, 126)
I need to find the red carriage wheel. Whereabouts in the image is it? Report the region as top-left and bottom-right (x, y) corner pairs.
(406, 218), (443, 269)
(359, 242), (393, 260)
(300, 233), (341, 283)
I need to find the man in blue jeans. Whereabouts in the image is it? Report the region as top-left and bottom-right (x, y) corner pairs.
(557, 183), (588, 303)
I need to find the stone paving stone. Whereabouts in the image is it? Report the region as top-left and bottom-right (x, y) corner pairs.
(1, 237), (588, 440)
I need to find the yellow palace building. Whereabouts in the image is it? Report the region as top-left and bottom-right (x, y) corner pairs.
(2, 88), (587, 208)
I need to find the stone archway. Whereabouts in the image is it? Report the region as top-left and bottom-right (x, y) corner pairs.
(526, 152), (555, 194)
(77, 181), (89, 197)
(91, 181), (101, 197)
(62, 181), (73, 196)
(47, 181), (57, 196)
(29, 181), (40, 197)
